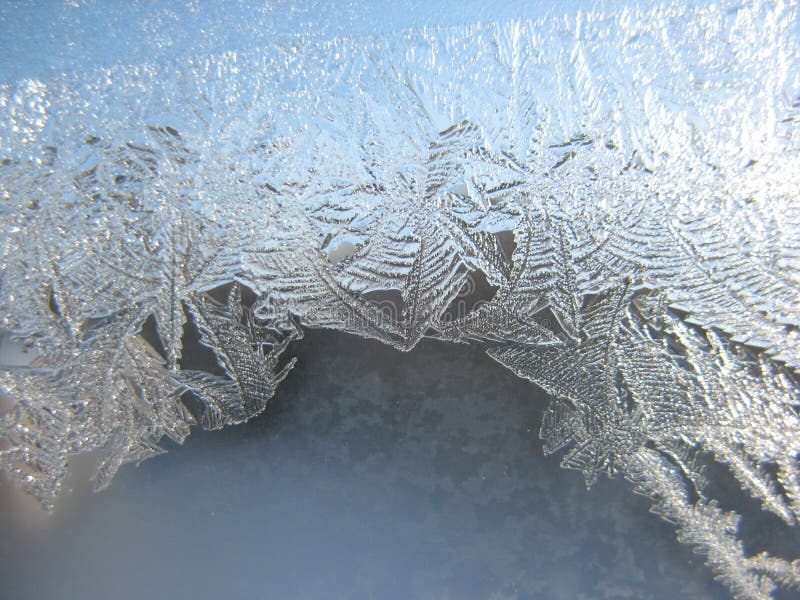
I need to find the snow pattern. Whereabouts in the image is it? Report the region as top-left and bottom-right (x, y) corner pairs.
(1, 2), (799, 597)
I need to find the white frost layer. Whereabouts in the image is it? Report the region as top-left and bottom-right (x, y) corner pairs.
(0, 3), (799, 599)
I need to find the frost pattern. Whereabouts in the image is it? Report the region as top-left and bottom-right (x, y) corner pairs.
(1, 3), (800, 598)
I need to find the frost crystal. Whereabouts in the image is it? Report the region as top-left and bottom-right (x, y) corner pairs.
(1, 3), (799, 598)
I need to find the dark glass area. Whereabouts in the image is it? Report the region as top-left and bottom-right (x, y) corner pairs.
(1, 331), (734, 599)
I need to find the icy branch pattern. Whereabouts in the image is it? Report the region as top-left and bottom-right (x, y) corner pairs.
(1, 3), (799, 598)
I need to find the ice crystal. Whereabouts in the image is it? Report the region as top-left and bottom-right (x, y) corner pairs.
(1, 2), (799, 598)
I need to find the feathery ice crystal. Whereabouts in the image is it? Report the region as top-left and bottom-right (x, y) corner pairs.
(1, 3), (799, 598)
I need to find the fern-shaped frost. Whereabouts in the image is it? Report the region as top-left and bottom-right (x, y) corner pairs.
(1, 3), (799, 598)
